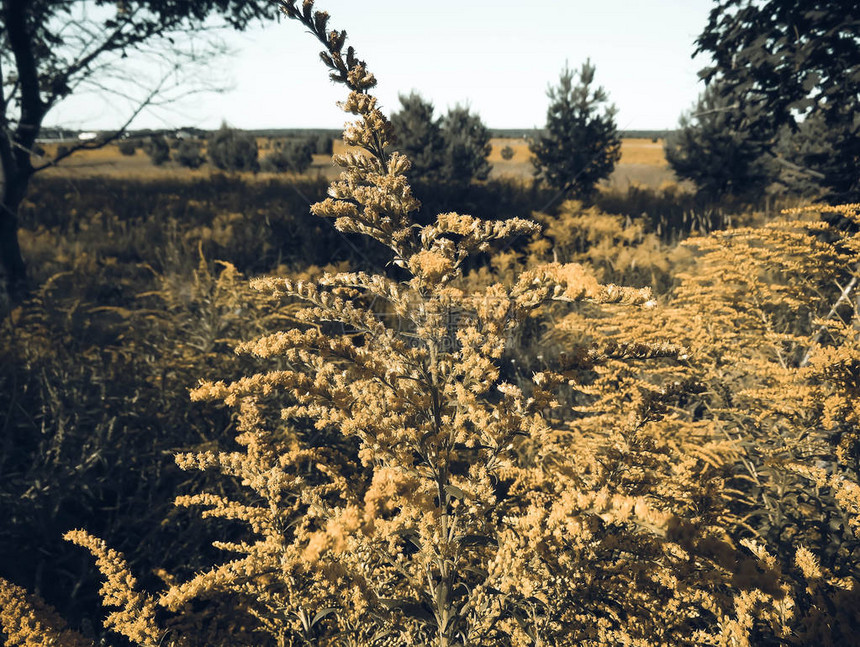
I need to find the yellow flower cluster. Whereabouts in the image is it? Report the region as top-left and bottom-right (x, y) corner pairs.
(0, 578), (91, 647)
(48, 3), (860, 646)
(63, 530), (162, 646)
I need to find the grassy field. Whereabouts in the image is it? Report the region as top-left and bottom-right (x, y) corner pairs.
(484, 136), (676, 188)
(36, 136), (678, 189)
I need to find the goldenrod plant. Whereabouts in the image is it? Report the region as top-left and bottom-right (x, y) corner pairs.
(549, 203), (860, 644)
(66, 2), (693, 645)
(5, 2), (860, 646)
(0, 578), (90, 647)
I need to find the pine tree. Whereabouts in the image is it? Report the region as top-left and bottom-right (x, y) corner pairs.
(391, 95), (492, 186)
(390, 92), (446, 181)
(772, 111), (860, 201)
(531, 60), (621, 201)
(439, 104), (492, 185)
(664, 82), (773, 200)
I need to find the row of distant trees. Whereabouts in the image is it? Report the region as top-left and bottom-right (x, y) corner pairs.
(119, 71), (622, 199)
(125, 126), (333, 173)
(389, 58), (620, 200)
(3, 0), (855, 299)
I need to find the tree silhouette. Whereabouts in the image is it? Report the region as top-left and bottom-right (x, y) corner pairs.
(531, 60), (620, 201)
(696, 0), (860, 200)
(0, 0), (278, 299)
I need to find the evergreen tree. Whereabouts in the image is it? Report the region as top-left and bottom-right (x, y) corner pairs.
(390, 92), (446, 181)
(439, 104), (493, 185)
(390, 94), (492, 185)
(665, 82), (773, 200)
(531, 60), (621, 200)
(772, 111), (860, 201)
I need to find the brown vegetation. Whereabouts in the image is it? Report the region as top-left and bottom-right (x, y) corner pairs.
(2, 2), (858, 646)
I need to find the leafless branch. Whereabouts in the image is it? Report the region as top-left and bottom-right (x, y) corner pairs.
(799, 271), (859, 367)
(31, 73), (171, 172)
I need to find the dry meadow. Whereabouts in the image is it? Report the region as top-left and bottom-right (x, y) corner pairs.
(4, 9), (857, 644)
(35, 136), (678, 189)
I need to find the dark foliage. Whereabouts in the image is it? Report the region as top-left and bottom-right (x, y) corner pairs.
(772, 111), (860, 201)
(390, 93), (492, 186)
(173, 139), (206, 169)
(696, 0), (860, 200)
(665, 82), (772, 200)
(143, 135), (170, 166)
(261, 139), (313, 173)
(439, 104), (493, 185)
(207, 125), (259, 173)
(117, 141), (137, 156)
(530, 60), (621, 200)
(390, 92), (446, 181)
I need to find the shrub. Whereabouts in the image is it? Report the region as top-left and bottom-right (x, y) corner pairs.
(499, 144), (515, 160)
(117, 140), (136, 156)
(554, 203), (860, 645)
(173, 138), (205, 169)
(207, 124), (259, 173)
(260, 138), (313, 173)
(143, 134), (170, 166)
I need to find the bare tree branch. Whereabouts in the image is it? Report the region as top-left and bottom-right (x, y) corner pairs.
(800, 272), (859, 368)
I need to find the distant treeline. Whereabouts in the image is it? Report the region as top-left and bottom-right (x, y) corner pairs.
(39, 126), (673, 142)
(490, 128), (672, 140)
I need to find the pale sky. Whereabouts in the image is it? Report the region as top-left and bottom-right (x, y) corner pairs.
(45, 0), (715, 132)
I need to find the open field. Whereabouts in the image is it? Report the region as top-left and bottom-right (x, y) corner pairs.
(35, 137), (679, 189)
(484, 136), (677, 188)
(9, 119), (856, 646)
(5, 146), (856, 645)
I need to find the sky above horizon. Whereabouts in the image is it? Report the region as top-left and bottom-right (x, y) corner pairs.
(44, 0), (716, 132)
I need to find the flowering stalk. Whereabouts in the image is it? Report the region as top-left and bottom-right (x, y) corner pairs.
(178, 3), (653, 645)
(67, 3), (702, 646)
